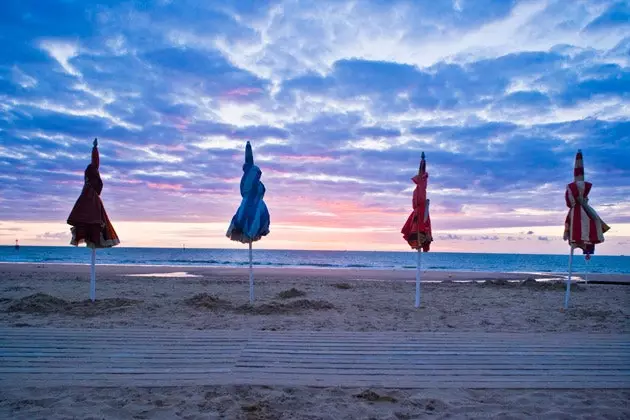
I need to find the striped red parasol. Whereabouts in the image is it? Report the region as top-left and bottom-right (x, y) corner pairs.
(563, 149), (609, 254)
(562, 149), (610, 309)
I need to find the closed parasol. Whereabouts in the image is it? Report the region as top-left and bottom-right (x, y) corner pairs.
(226, 141), (270, 303)
(67, 138), (120, 301)
(562, 149), (610, 309)
(401, 152), (432, 307)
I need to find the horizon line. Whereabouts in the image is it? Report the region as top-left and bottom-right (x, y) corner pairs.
(1, 244), (626, 257)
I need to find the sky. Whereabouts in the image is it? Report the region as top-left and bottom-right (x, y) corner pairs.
(0, 0), (629, 254)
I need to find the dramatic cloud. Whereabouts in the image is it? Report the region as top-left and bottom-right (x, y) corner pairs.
(0, 0), (628, 252)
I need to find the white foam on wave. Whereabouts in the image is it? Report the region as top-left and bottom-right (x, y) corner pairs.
(123, 272), (201, 278)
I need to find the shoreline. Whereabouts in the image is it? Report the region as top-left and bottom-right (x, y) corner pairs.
(2, 262), (630, 283)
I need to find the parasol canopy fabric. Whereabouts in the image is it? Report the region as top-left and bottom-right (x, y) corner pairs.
(226, 141), (270, 243)
(563, 149), (610, 255)
(67, 138), (120, 249)
(401, 152), (432, 252)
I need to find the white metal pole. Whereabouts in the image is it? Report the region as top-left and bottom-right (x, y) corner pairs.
(415, 248), (421, 308)
(563, 247), (574, 310)
(90, 248), (96, 302)
(584, 258), (590, 285)
(249, 241), (254, 304)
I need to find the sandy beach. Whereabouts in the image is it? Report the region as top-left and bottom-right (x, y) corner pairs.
(1, 263), (629, 419)
(2, 386), (629, 420)
(1, 263), (628, 332)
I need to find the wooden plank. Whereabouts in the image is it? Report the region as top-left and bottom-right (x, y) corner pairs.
(1, 373), (627, 386)
(4, 336), (626, 346)
(5, 352), (622, 363)
(242, 338), (630, 346)
(0, 367), (232, 374)
(1, 342), (246, 347)
(0, 371), (630, 387)
(0, 328), (250, 335)
(236, 360), (628, 367)
(227, 367), (630, 376)
(5, 335), (624, 346)
(3, 328), (621, 339)
(6, 334), (626, 343)
(244, 340), (630, 346)
(0, 343), (246, 349)
(233, 359), (629, 367)
(0, 334), (249, 340)
(0, 360), (236, 367)
(1, 345), (243, 352)
(5, 347), (623, 356)
(238, 360), (626, 366)
(3, 351), (626, 360)
(247, 333), (628, 341)
(1, 373), (627, 387)
(0, 361), (235, 367)
(245, 335), (630, 342)
(4, 357), (625, 368)
(13, 341), (622, 352)
(3, 339), (627, 349)
(4, 333), (625, 342)
(227, 372), (630, 381)
(4, 362), (626, 371)
(0, 364), (235, 370)
(238, 354), (627, 361)
(239, 349), (628, 356)
(0, 356), (238, 362)
(0, 340), (239, 347)
(1, 378), (625, 389)
(1, 327), (628, 389)
(236, 353), (626, 360)
(0, 350), (243, 357)
(236, 345), (630, 352)
(4, 349), (623, 359)
(4, 355), (624, 363)
(3, 329), (626, 341)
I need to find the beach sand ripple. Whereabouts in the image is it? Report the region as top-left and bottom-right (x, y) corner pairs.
(6, 293), (141, 317)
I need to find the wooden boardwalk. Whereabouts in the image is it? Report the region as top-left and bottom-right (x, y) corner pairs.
(1, 328), (628, 389)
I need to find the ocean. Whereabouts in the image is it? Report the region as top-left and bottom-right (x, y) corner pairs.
(1, 246), (629, 274)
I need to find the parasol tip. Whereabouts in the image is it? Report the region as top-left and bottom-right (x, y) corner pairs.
(245, 141), (254, 165)
(418, 152), (426, 175)
(93, 138), (98, 147)
(577, 149), (582, 154)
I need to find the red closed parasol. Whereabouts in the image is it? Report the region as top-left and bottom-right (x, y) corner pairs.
(401, 152), (433, 307)
(67, 138), (120, 301)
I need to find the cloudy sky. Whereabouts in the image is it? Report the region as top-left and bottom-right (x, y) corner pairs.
(0, 0), (629, 254)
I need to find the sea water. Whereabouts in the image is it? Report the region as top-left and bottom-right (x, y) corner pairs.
(1, 246), (629, 274)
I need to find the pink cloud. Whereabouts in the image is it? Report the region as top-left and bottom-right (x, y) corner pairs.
(165, 116), (190, 131)
(147, 182), (182, 191)
(113, 179), (143, 185)
(156, 144), (187, 152)
(222, 87), (263, 98)
(270, 155), (335, 163)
